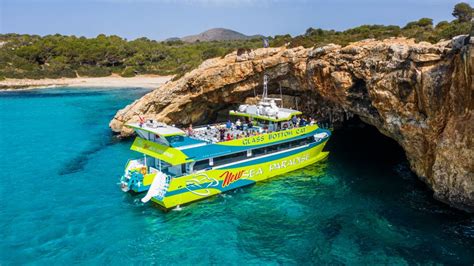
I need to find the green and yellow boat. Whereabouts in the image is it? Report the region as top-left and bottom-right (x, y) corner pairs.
(120, 77), (331, 210)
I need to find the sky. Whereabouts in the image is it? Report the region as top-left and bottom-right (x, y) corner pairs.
(0, 0), (467, 40)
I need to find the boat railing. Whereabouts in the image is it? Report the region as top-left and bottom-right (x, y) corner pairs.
(149, 166), (160, 174)
(192, 122), (225, 131)
(124, 158), (146, 172)
(190, 119), (320, 144)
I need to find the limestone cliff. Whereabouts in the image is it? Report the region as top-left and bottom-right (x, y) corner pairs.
(110, 37), (473, 212)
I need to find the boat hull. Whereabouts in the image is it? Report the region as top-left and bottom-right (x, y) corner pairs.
(152, 140), (328, 209)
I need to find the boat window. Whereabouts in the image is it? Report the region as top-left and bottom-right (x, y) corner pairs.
(251, 136), (315, 157)
(266, 145), (278, 153)
(278, 142), (290, 150)
(156, 160), (171, 172)
(167, 164), (183, 176)
(252, 147), (266, 156)
(214, 152), (247, 167)
(209, 136), (316, 169)
(194, 159), (210, 171)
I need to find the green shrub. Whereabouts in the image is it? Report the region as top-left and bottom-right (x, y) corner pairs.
(202, 47), (221, 60)
(77, 65), (112, 77)
(120, 67), (137, 77)
(452, 2), (473, 22)
(0, 2), (470, 80)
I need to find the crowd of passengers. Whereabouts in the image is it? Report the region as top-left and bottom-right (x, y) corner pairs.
(184, 116), (318, 143)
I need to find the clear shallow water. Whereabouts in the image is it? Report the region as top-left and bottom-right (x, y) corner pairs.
(1, 87), (473, 265)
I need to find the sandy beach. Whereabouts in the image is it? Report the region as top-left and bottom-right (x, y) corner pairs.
(0, 74), (173, 90)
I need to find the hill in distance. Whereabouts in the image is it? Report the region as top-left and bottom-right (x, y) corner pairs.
(175, 28), (263, 43)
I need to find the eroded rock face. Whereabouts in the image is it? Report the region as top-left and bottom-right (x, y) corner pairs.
(110, 37), (473, 212)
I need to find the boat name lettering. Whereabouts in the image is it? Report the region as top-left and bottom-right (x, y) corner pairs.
(241, 127), (308, 145)
(295, 127), (307, 135)
(221, 170), (245, 188)
(268, 130), (294, 140)
(243, 167), (263, 178)
(241, 136), (265, 145)
(138, 139), (174, 158)
(220, 167), (263, 187)
(269, 154), (310, 172)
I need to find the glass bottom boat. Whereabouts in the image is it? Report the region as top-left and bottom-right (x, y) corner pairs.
(120, 77), (331, 210)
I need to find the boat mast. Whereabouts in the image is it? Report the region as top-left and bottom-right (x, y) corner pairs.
(262, 74), (268, 100)
(279, 83), (283, 108)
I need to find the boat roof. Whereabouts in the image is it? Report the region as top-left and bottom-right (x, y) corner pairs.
(126, 122), (185, 137)
(130, 137), (193, 165)
(165, 135), (207, 148)
(229, 102), (302, 122)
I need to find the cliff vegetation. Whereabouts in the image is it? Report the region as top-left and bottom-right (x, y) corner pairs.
(0, 2), (471, 80)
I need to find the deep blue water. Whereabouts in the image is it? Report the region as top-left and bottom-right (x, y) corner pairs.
(1, 87), (473, 265)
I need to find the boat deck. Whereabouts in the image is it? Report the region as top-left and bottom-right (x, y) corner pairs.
(166, 135), (207, 148)
(190, 123), (262, 144)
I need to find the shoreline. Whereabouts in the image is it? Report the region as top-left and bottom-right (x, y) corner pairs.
(0, 74), (173, 91)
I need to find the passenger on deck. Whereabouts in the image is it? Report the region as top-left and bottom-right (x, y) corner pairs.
(187, 124), (194, 136)
(299, 117), (307, 127)
(226, 133), (233, 141)
(291, 116), (298, 127)
(226, 120), (232, 129)
(139, 115), (145, 128)
(247, 119), (253, 129)
(236, 119), (242, 130)
(219, 127), (226, 141)
(310, 117), (316, 125)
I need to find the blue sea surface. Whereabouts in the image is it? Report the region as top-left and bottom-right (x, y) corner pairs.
(1, 87), (473, 265)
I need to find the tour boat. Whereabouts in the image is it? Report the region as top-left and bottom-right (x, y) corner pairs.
(119, 76), (331, 210)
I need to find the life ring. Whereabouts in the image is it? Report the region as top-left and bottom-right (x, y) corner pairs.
(140, 167), (147, 175)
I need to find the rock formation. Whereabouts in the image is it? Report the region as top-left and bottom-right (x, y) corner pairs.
(110, 36), (473, 212)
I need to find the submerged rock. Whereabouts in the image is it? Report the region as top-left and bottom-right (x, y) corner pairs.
(110, 36), (473, 212)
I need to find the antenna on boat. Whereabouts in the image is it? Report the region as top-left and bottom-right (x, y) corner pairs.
(262, 74), (268, 100)
(279, 83), (283, 108)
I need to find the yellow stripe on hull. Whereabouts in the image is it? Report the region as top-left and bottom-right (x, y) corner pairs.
(151, 142), (328, 209)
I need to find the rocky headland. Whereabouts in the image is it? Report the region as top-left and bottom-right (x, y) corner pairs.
(110, 36), (473, 212)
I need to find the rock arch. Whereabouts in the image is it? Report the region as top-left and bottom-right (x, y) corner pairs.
(110, 37), (473, 212)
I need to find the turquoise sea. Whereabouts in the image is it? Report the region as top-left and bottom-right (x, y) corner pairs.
(1, 87), (473, 265)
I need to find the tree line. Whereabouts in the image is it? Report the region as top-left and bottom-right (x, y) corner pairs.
(0, 2), (471, 80)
